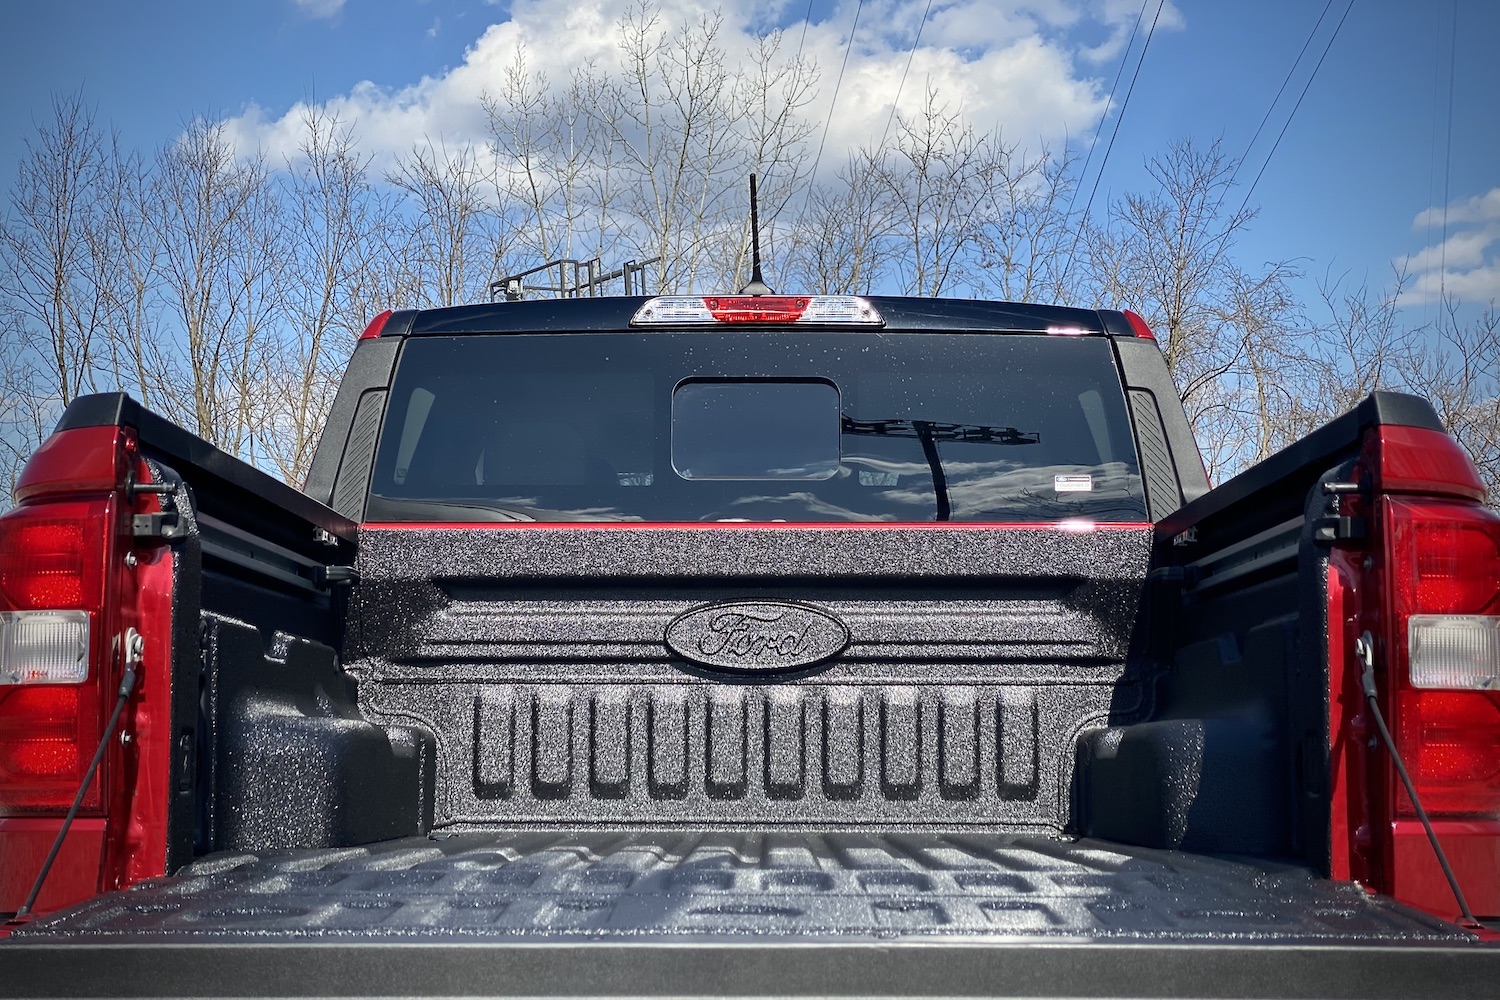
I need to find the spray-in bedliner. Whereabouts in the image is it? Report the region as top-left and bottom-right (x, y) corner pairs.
(14, 831), (1471, 943)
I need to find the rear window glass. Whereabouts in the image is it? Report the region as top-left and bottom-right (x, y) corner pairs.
(368, 332), (1146, 523)
(672, 379), (841, 481)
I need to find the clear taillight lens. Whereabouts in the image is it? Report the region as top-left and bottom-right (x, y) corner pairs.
(1, 611), (90, 685)
(1409, 615), (1500, 690)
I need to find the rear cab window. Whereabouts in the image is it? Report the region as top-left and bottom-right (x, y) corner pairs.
(367, 332), (1146, 523)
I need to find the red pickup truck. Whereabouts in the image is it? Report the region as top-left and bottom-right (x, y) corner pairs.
(1, 294), (1496, 997)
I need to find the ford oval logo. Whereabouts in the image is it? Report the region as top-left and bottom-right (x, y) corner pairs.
(665, 600), (850, 674)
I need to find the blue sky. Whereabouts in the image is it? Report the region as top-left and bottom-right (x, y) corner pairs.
(2, 0), (1496, 318)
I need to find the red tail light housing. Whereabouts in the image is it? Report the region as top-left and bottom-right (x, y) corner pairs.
(1385, 497), (1500, 821)
(0, 430), (125, 817)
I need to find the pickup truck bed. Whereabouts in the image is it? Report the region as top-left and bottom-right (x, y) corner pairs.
(9, 832), (1492, 999)
(9, 831), (1468, 943)
(3, 296), (1496, 998)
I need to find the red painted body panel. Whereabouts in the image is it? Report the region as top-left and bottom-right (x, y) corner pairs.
(1392, 820), (1500, 920)
(1374, 426), (1487, 501)
(102, 533), (174, 891)
(13, 425), (125, 503)
(0, 817), (105, 913)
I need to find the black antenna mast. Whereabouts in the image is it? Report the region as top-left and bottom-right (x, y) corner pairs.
(739, 173), (774, 295)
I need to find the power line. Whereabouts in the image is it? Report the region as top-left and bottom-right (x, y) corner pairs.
(806, 0), (865, 192)
(1061, 0), (1166, 286)
(1424, 1), (1445, 326)
(1439, 0), (1458, 307)
(1226, 0), (1336, 194)
(794, 0), (816, 68)
(1062, 0), (1149, 226)
(1234, 0), (1354, 218)
(878, 0), (936, 153)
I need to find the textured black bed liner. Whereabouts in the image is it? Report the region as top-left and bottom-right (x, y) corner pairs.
(13, 831), (1469, 943)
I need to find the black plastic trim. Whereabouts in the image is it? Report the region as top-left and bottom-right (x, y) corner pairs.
(0, 941), (1494, 998)
(55, 394), (356, 546)
(1110, 338), (1210, 507)
(404, 296), (1109, 336)
(1157, 392), (1445, 540)
(303, 338), (403, 506)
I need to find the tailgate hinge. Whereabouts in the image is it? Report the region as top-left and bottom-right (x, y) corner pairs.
(133, 511), (189, 542)
(1312, 514), (1366, 546)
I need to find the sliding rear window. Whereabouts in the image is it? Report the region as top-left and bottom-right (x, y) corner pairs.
(368, 332), (1146, 523)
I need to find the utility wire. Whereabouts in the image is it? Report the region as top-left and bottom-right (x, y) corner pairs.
(1226, 0), (1336, 195)
(1423, 2), (1444, 327)
(794, 0), (816, 68)
(1062, 0), (1149, 226)
(806, 0), (865, 194)
(1439, 0), (1458, 307)
(1061, 0), (1166, 287)
(1234, 0), (1354, 218)
(878, 0), (937, 153)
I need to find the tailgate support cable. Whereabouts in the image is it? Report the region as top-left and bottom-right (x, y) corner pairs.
(1355, 631), (1481, 930)
(13, 631), (142, 921)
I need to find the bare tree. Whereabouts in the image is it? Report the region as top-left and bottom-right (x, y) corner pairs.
(386, 138), (509, 308)
(974, 142), (1077, 305)
(875, 90), (1000, 297)
(0, 91), (110, 408)
(1397, 299), (1500, 503)
(1077, 139), (1304, 480)
(255, 108), (383, 485)
(781, 148), (897, 294)
(151, 118), (284, 453)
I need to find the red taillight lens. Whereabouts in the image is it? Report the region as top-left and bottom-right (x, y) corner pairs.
(1389, 501), (1500, 615)
(0, 501), (110, 611)
(1386, 497), (1500, 819)
(1395, 690), (1500, 818)
(703, 296), (810, 323)
(0, 679), (104, 812)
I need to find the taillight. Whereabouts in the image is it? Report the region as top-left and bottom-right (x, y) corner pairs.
(1385, 497), (1500, 820)
(0, 496), (115, 814)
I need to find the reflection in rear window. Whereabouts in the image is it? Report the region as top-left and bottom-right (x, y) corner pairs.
(368, 332), (1147, 523)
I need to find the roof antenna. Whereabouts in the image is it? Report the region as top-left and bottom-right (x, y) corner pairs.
(739, 173), (774, 296)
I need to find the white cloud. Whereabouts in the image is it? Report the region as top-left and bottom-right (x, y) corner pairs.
(291, 0), (346, 19)
(1399, 187), (1500, 307)
(1412, 188), (1500, 231)
(225, 0), (1181, 173)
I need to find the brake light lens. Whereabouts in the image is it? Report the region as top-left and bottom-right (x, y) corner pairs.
(0, 500), (109, 613)
(1395, 689), (1500, 817)
(0, 684), (103, 811)
(632, 295), (883, 326)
